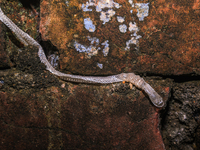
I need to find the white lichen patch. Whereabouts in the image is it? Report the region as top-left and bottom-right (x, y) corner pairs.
(82, 0), (121, 12)
(74, 36), (110, 58)
(128, 0), (134, 7)
(48, 54), (59, 68)
(128, 22), (139, 32)
(117, 16), (125, 23)
(82, 0), (121, 24)
(100, 9), (115, 24)
(125, 37), (137, 51)
(64, 0), (69, 7)
(74, 36), (100, 58)
(84, 17), (96, 32)
(129, 1), (150, 21)
(119, 24), (127, 33)
(101, 40), (109, 56)
(135, 3), (149, 21)
(97, 62), (103, 69)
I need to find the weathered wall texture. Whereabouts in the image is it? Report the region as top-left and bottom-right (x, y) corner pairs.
(0, 45), (170, 149)
(162, 81), (200, 150)
(39, 0), (200, 75)
(0, 0), (200, 150)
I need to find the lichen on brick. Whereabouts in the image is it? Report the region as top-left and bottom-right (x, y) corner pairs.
(68, 0), (150, 63)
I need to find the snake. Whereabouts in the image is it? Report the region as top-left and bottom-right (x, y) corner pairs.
(0, 7), (164, 107)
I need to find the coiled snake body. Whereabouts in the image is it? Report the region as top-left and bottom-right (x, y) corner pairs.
(0, 7), (164, 107)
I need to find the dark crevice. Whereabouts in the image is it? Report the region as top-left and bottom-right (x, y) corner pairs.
(0, 66), (11, 70)
(39, 38), (60, 69)
(144, 72), (200, 83)
(160, 88), (173, 130)
(7, 0), (40, 9)
(6, 27), (25, 48)
(39, 38), (60, 57)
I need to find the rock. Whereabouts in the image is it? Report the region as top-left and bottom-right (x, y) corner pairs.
(0, 0), (39, 64)
(2, 0), (200, 149)
(0, 41), (171, 149)
(40, 0), (200, 75)
(162, 81), (200, 150)
(0, 76), (172, 149)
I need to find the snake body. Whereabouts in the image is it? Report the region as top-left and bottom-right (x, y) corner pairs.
(0, 7), (164, 107)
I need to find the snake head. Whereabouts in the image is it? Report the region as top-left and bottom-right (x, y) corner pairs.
(143, 84), (164, 107)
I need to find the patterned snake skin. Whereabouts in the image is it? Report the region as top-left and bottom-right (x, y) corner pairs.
(0, 7), (164, 107)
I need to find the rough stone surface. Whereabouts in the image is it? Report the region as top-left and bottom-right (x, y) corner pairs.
(1, 0), (200, 150)
(162, 81), (200, 150)
(0, 21), (11, 69)
(0, 44), (170, 149)
(0, 0), (39, 61)
(40, 0), (200, 75)
(61, 80), (170, 149)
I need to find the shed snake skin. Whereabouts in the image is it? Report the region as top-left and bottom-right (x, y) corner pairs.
(0, 7), (164, 107)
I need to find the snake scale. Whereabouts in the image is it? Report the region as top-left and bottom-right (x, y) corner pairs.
(0, 7), (164, 107)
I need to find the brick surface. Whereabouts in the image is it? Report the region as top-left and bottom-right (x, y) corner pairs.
(0, 44), (172, 149)
(1, 0), (191, 149)
(40, 0), (200, 75)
